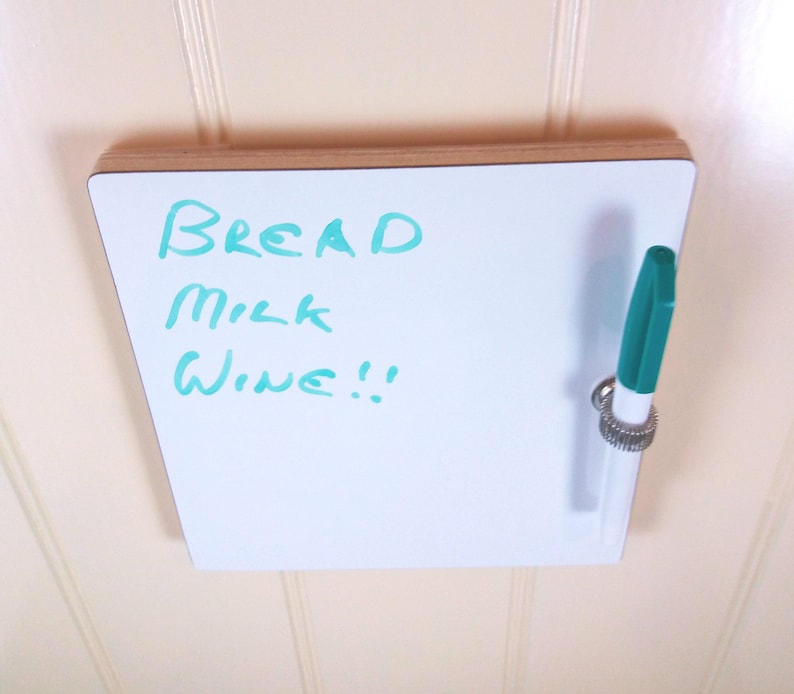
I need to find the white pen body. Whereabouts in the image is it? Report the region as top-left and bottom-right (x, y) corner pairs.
(612, 380), (653, 425)
(600, 380), (653, 545)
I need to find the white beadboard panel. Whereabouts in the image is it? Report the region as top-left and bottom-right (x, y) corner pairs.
(0, 0), (194, 138)
(525, 487), (760, 692)
(0, 3), (302, 692)
(545, 0), (593, 137)
(713, 489), (794, 693)
(526, 0), (794, 691)
(306, 569), (512, 694)
(502, 568), (535, 694)
(0, 405), (124, 692)
(213, 0), (554, 143)
(90, 570), (302, 693)
(0, 462), (107, 694)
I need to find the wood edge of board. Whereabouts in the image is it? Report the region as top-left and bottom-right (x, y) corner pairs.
(91, 139), (692, 175)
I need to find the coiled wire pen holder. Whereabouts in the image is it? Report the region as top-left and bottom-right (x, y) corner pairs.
(592, 377), (658, 453)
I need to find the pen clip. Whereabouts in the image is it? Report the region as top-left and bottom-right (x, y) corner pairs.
(617, 246), (676, 395)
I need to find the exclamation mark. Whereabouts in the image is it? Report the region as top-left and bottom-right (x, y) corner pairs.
(351, 362), (399, 403)
(351, 361), (371, 400)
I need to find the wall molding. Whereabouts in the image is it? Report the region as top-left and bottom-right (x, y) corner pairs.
(502, 568), (535, 694)
(699, 422), (794, 693)
(281, 572), (324, 694)
(172, 0), (230, 145)
(0, 405), (124, 693)
(545, 0), (592, 138)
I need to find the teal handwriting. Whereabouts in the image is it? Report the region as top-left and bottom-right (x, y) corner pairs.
(165, 283), (332, 333)
(173, 349), (337, 397)
(159, 200), (219, 258)
(173, 350), (398, 402)
(173, 350), (233, 395)
(159, 200), (422, 259)
(350, 361), (399, 403)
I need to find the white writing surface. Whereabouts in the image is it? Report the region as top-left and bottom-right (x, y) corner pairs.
(88, 146), (696, 569)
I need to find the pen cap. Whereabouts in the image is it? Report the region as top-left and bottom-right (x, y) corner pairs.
(617, 246), (676, 394)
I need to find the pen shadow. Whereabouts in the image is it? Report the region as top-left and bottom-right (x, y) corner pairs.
(567, 210), (633, 511)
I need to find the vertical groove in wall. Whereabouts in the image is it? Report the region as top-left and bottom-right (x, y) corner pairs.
(501, 568), (535, 694)
(0, 405), (125, 694)
(502, 2), (593, 688)
(499, 3), (595, 689)
(544, 0), (592, 138)
(699, 423), (794, 694)
(281, 572), (324, 694)
(171, 0), (230, 145)
(170, 4), (326, 691)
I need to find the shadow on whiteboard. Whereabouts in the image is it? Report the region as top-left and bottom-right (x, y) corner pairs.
(567, 210), (633, 512)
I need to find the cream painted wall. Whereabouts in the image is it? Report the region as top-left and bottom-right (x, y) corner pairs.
(1, 1), (792, 692)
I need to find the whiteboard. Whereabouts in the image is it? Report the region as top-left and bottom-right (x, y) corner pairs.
(88, 142), (696, 569)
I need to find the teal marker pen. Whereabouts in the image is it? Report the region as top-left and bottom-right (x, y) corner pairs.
(601, 246), (676, 545)
(612, 245), (676, 424)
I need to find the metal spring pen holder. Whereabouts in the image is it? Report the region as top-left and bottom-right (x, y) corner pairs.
(592, 377), (658, 453)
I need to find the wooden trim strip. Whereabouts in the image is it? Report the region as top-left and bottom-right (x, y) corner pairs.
(92, 139), (692, 175)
